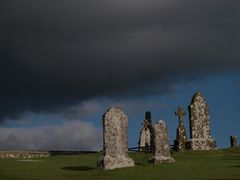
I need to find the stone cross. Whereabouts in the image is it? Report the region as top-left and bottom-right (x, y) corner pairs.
(142, 119), (150, 130)
(149, 120), (175, 164)
(175, 106), (186, 126)
(97, 107), (134, 170)
(174, 106), (187, 151)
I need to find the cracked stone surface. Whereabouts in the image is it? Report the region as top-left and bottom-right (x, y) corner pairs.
(149, 120), (175, 164)
(188, 92), (217, 150)
(97, 107), (134, 170)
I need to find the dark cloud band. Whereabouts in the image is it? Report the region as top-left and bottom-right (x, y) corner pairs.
(0, 0), (240, 120)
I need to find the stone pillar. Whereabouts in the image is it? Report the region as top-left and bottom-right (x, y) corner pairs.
(188, 92), (217, 150)
(174, 125), (187, 151)
(174, 106), (187, 151)
(149, 120), (175, 164)
(230, 136), (238, 147)
(97, 107), (134, 170)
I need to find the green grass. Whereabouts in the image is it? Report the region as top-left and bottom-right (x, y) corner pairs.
(0, 148), (240, 180)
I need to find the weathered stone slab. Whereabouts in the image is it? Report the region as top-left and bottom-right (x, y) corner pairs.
(97, 107), (134, 170)
(188, 92), (217, 150)
(230, 136), (238, 147)
(149, 120), (175, 164)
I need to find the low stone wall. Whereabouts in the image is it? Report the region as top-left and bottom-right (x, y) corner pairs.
(0, 151), (50, 159)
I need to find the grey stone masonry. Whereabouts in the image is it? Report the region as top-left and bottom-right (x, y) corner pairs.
(0, 151), (50, 159)
(188, 92), (217, 150)
(149, 120), (175, 164)
(97, 107), (134, 170)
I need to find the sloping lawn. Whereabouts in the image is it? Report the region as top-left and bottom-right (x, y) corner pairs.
(0, 148), (240, 180)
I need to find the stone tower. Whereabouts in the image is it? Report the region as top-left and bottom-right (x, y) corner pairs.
(188, 92), (217, 150)
(97, 107), (134, 170)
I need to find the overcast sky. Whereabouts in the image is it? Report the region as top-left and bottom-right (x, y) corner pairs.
(0, 0), (240, 150)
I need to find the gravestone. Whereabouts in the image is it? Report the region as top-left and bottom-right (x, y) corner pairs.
(230, 136), (238, 147)
(149, 120), (175, 164)
(188, 92), (217, 150)
(97, 107), (134, 170)
(174, 106), (187, 151)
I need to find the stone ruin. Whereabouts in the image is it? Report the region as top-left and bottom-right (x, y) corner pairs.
(97, 107), (134, 170)
(139, 119), (151, 151)
(149, 120), (175, 164)
(230, 136), (238, 147)
(138, 111), (154, 152)
(174, 106), (187, 151)
(188, 92), (217, 150)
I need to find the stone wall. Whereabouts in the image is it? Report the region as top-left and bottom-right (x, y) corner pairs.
(0, 151), (50, 159)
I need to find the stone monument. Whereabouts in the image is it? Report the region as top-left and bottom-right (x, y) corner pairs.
(230, 136), (238, 147)
(149, 120), (175, 164)
(138, 111), (154, 152)
(97, 107), (134, 170)
(188, 92), (217, 150)
(139, 119), (151, 151)
(174, 106), (187, 151)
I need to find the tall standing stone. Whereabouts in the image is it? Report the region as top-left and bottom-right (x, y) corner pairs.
(174, 106), (187, 151)
(188, 92), (217, 150)
(97, 107), (134, 170)
(230, 136), (238, 147)
(149, 120), (175, 164)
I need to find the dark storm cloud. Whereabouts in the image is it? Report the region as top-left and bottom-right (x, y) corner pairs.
(0, 0), (240, 120)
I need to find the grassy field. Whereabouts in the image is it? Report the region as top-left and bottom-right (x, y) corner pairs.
(0, 148), (240, 180)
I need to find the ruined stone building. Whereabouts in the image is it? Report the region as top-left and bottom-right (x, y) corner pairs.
(138, 111), (154, 152)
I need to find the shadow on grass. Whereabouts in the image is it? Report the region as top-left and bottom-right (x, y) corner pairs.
(62, 166), (96, 171)
(211, 178), (240, 180)
(221, 156), (240, 161)
(227, 165), (240, 168)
